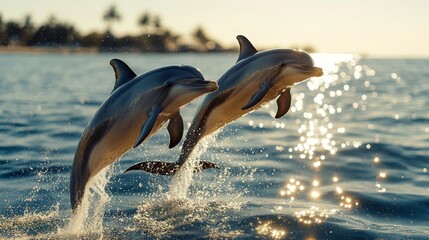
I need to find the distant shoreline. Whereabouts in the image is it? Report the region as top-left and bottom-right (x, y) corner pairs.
(0, 46), (99, 54)
(1, 46), (428, 59)
(0, 46), (237, 55)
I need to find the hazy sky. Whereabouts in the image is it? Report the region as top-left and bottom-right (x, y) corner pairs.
(2, 0), (428, 57)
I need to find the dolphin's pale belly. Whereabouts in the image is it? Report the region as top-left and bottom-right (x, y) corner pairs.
(86, 111), (169, 178)
(202, 81), (278, 137)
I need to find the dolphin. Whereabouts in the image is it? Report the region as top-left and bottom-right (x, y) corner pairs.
(125, 35), (323, 175)
(70, 59), (218, 210)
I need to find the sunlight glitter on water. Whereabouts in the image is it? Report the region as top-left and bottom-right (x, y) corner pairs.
(294, 206), (335, 225)
(256, 221), (286, 239)
(339, 195), (359, 209)
(291, 54), (355, 167)
(279, 178), (306, 202)
(279, 53), (368, 225)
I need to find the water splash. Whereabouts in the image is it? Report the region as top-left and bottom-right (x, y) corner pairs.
(132, 189), (245, 238)
(64, 166), (113, 237)
(168, 134), (217, 199)
(128, 130), (253, 238)
(0, 205), (61, 239)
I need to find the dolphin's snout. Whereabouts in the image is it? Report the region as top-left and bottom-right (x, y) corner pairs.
(192, 80), (218, 93)
(293, 65), (324, 77)
(206, 81), (219, 92)
(179, 78), (218, 92)
(305, 66), (323, 77)
(313, 67), (323, 77)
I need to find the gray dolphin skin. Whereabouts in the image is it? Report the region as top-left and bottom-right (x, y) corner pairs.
(70, 59), (218, 210)
(125, 35), (323, 175)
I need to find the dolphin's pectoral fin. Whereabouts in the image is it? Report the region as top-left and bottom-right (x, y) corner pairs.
(167, 112), (184, 149)
(241, 81), (272, 110)
(133, 106), (161, 148)
(110, 59), (137, 93)
(124, 161), (219, 175)
(275, 88), (292, 118)
(236, 35), (258, 62)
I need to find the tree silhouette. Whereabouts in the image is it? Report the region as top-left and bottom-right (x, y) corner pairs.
(0, 14), (5, 45)
(153, 15), (162, 33)
(20, 15), (35, 45)
(162, 30), (180, 51)
(5, 21), (21, 45)
(138, 12), (151, 33)
(47, 15), (58, 26)
(23, 15), (33, 29)
(0, 11), (227, 52)
(29, 17), (77, 46)
(192, 26), (210, 51)
(138, 13), (162, 34)
(0, 14), (4, 31)
(103, 5), (121, 32)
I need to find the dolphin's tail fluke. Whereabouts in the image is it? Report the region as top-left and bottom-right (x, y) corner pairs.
(124, 161), (218, 175)
(70, 164), (90, 212)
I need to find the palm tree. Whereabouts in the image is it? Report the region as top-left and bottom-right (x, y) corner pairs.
(153, 15), (162, 33)
(47, 15), (57, 26)
(0, 14), (5, 45)
(138, 12), (151, 34)
(192, 26), (210, 51)
(103, 5), (121, 32)
(23, 15), (33, 29)
(0, 14), (3, 31)
(21, 14), (35, 45)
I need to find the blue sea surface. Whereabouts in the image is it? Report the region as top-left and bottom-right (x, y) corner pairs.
(0, 53), (428, 239)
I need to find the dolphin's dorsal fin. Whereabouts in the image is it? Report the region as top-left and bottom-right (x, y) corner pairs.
(275, 88), (292, 118)
(133, 106), (161, 148)
(236, 35), (258, 63)
(110, 59), (137, 93)
(167, 111), (184, 148)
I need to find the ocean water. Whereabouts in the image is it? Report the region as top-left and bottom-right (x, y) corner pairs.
(0, 53), (428, 239)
